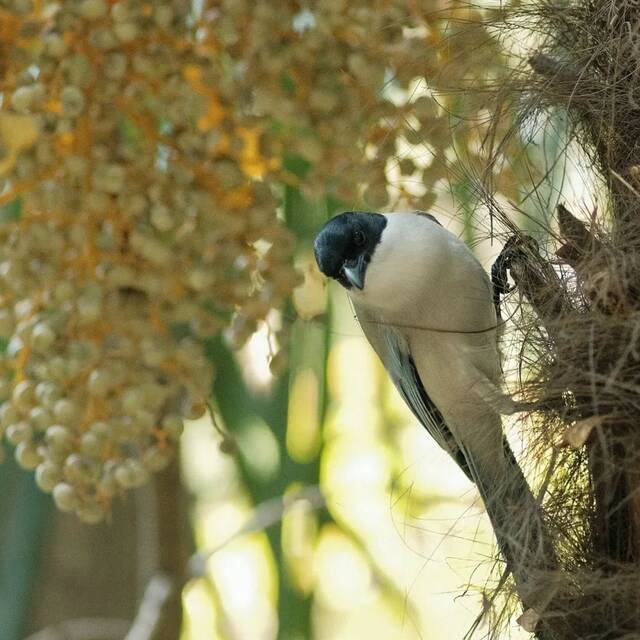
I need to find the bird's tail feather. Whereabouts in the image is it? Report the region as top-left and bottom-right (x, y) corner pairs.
(470, 437), (558, 614)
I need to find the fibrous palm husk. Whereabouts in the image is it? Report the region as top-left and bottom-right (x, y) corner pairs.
(470, 2), (640, 638)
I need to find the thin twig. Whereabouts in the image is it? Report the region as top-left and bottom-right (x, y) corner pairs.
(124, 574), (174, 640)
(189, 485), (326, 576)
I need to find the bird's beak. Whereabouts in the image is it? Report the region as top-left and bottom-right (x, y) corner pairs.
(342, 255), (367, 290)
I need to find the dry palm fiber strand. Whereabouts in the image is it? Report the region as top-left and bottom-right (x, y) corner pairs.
(466, 1), (640, 638)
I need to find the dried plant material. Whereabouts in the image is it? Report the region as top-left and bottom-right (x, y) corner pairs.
(582, 268), (632, 315)
(555, 204), (603, 269)
(470, 1), (640, 637)
(562, 416), (606, 449)
(517, 608), (540, 633)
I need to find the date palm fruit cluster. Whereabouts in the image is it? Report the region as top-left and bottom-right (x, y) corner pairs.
(0, 0), (299, 523)
(210, 0), (522, 209)
(0, 0), (518, 522)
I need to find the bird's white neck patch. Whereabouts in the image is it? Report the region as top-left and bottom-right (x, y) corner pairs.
(348, 213), (448, 315)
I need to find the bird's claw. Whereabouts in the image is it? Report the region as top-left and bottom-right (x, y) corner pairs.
(492, 235), (537, 319)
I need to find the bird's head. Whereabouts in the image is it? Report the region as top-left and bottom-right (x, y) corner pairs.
(313, 211), (387, 292)
(314, 210), (449, 314)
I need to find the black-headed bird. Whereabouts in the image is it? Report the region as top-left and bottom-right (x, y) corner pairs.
(314, 210), (557, 615)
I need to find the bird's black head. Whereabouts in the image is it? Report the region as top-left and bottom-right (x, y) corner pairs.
(313, 212), (387, 290)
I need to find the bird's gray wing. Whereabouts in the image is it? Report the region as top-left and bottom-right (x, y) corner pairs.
(411, 210), (442, 226)
(354, 303), (472, 480)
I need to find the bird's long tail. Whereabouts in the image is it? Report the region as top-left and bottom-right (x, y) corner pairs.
(470, 436), (559, 617)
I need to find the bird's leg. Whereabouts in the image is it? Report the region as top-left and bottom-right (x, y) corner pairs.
(492, 235), (530, 320)
(491, 251), (511, 320)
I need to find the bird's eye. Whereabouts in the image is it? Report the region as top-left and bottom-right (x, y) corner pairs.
(354, 230), (366, 246)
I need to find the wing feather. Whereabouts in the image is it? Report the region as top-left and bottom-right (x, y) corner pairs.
(354, 303), (472, 480)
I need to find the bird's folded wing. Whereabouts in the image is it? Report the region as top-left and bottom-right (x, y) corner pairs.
(354, 303), (472, 480)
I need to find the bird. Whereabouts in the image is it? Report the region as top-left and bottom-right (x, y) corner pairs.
(314, 210), (557, 615)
